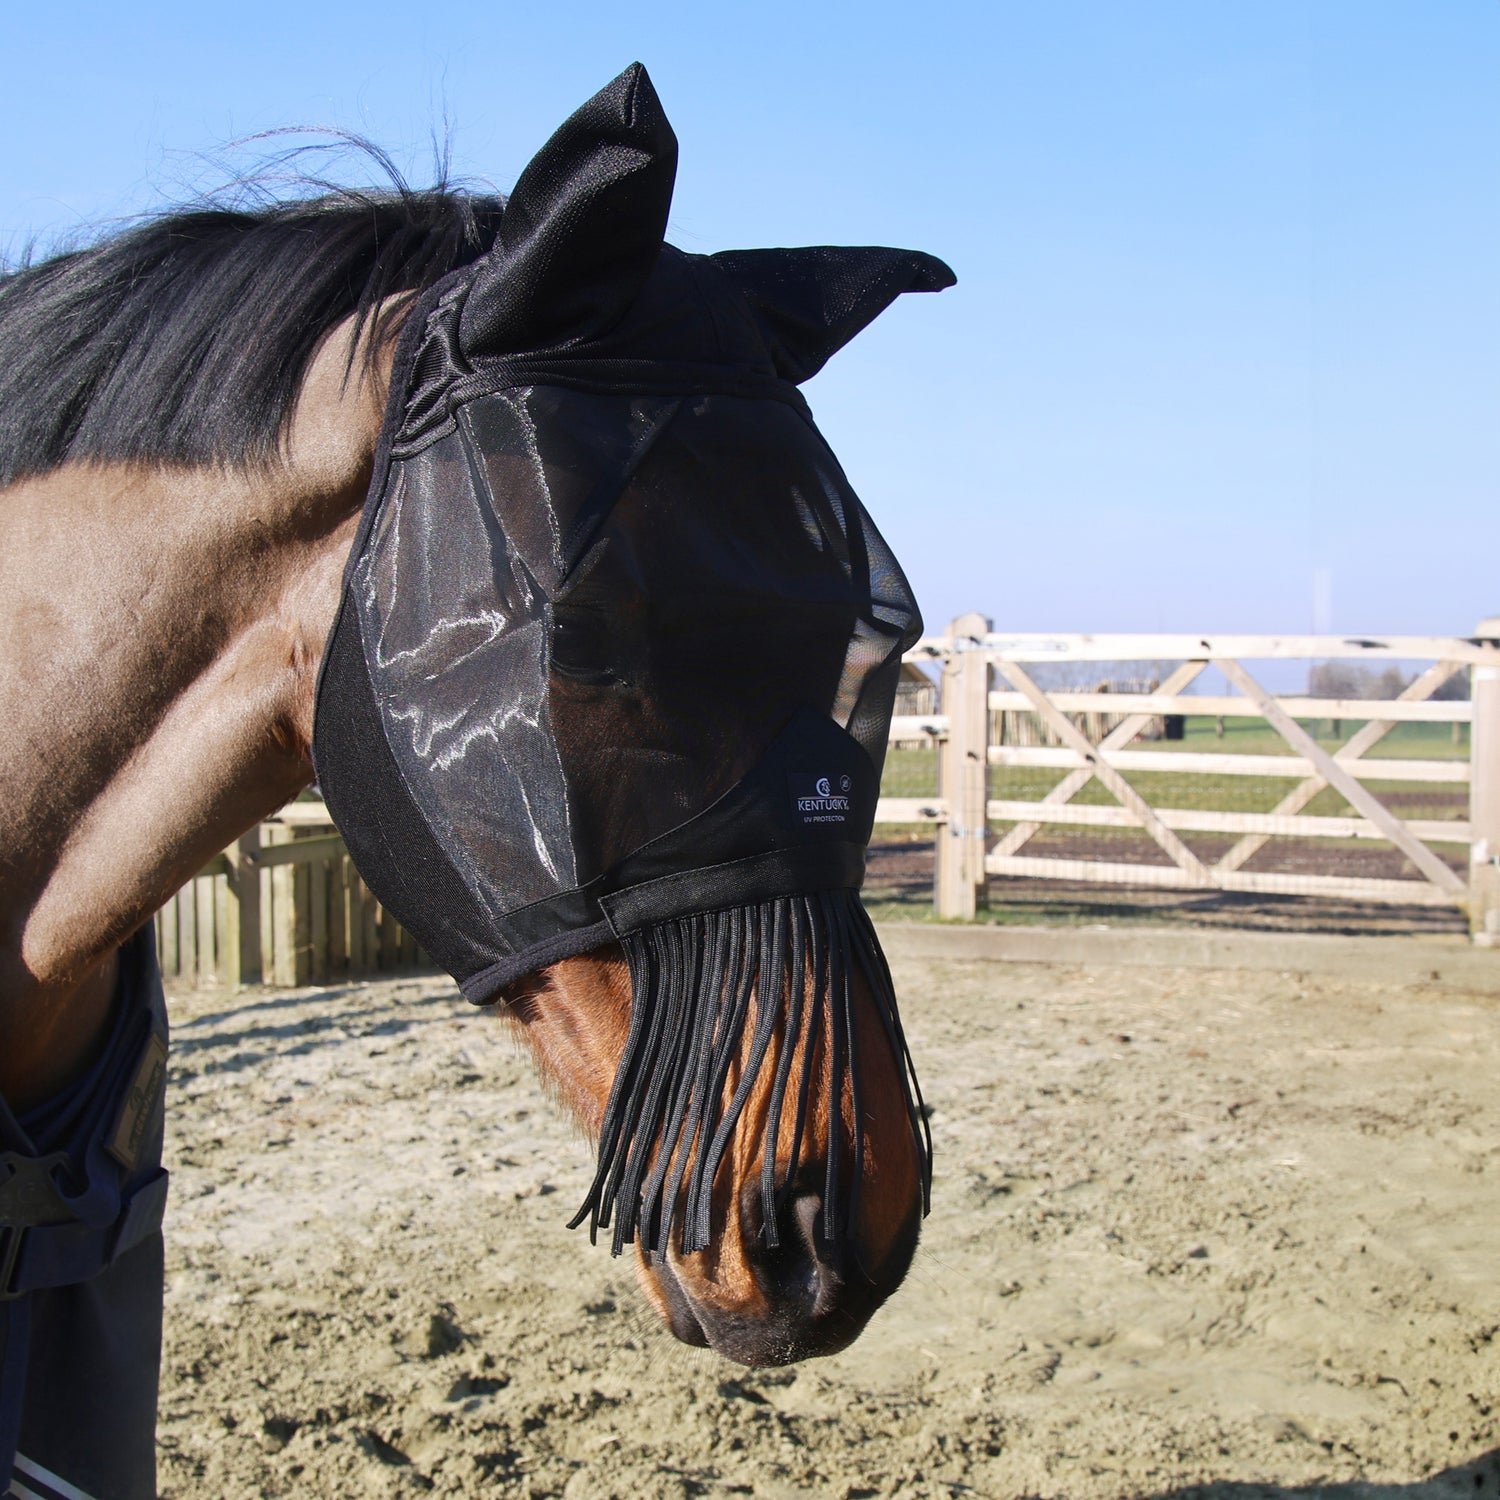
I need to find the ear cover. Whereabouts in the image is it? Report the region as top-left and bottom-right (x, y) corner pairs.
(710, 246), (956, 384)
(458, 61), (678, 360)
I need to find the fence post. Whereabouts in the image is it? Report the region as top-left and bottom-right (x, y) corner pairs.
(223, 827), (263, 985)
(1471, 617), (1500, 946)
(936, 612), (992, 919)
(261, 823), (309, 985)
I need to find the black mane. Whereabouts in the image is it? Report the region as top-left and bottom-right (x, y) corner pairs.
(0, 185), (505, 485)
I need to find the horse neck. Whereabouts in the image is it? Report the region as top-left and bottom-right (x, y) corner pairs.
(0, 314), (391, 1009)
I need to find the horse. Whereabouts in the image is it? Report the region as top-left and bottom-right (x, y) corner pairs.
(0, 65), (949, 1487)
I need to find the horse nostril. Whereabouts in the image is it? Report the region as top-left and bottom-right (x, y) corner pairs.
(696, 1172), (920, 1365)
(741, 1179), (845, 1313)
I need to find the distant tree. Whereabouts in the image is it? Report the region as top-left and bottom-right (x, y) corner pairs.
(1307, 662), (1370, 699)
(1432, 666), (1471, 700)
(1307, 661), (1469, 701)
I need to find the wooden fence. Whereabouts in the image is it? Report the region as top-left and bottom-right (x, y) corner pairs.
(874, 615), (1500, 945)
(157, 802), (427, 989)
(161, 614), (1500, 985)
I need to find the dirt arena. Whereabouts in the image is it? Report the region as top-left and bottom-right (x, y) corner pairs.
(155, 926), (1500, 1499)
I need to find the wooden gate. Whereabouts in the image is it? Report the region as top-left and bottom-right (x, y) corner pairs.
(875, 616), (1500, 944)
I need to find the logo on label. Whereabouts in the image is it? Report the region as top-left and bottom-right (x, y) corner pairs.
(106, 1031), (169, 1171)
(790, 770), (854, 825)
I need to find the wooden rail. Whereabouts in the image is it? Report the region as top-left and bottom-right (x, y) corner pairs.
(876, 618), (1500, 944)
(985, 748), (1469, 782)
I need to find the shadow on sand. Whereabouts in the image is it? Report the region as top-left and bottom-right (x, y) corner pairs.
(1137, 1446), (1499, 1500)
(165, 984), (467, 1080)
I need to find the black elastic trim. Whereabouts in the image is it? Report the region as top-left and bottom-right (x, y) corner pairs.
(600, 844), (864, 937)
(459, 840), (866, 1005)
(461, 918), (617, 1008)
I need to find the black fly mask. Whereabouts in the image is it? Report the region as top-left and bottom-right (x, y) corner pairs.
(314, 64), (953, 1256)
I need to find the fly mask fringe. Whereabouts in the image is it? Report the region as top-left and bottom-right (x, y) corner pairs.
(567, 890), (931, 1258)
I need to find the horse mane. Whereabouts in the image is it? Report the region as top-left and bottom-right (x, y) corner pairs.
(0, 166), (505, 486)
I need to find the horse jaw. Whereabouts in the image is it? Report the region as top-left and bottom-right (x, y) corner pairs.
(501, 949), (922, 1366)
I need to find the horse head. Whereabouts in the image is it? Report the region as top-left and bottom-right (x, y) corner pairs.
(313, 64), (951, 1366)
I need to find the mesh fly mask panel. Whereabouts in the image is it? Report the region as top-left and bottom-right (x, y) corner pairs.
(313, 64), (951, 1254)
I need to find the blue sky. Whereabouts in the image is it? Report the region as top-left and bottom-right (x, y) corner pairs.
(4, 2), (1495, 640)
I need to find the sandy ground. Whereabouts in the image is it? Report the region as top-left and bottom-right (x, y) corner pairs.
(156, 929), (1500, 1499)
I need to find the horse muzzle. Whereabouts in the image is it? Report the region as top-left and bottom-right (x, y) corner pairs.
(638, 1170), (923, 1367)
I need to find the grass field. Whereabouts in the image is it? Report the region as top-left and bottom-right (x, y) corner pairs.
(880, 717), (1470, 826)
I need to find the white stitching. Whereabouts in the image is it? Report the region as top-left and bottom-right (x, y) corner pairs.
(13, 1453), (98, 1500)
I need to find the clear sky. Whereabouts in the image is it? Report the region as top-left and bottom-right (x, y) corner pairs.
(4, 1), (1495, 640)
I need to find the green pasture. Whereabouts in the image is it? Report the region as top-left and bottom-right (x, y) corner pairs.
(1129, 716), (1468, 762)
(878, 716), (1470, 834)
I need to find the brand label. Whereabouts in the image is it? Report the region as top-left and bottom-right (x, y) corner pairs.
(789, 771), (854, 825)
(107, 1031), (169, 1171)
